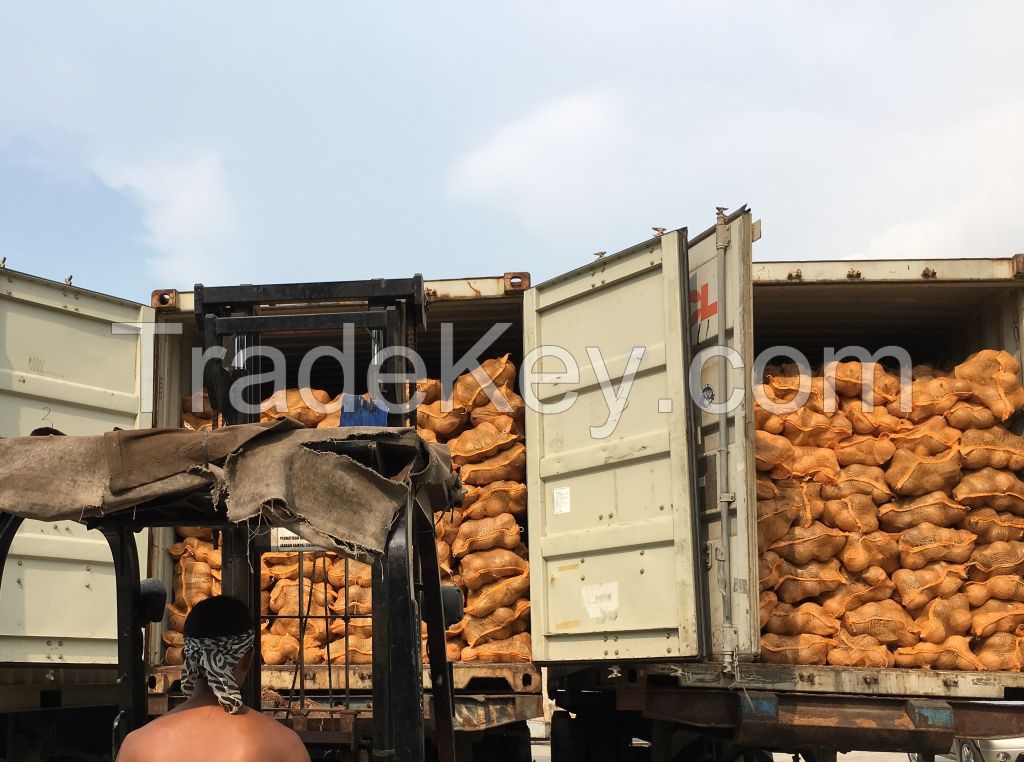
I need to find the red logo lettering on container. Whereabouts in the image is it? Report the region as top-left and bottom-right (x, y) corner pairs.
(690, 283), (718, 325)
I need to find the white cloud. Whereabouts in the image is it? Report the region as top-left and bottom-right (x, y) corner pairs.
(93, 149), (239, 284)
(448, 92), (636, 234)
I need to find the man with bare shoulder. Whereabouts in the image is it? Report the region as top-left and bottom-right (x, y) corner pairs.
(117, 596), (309, 762)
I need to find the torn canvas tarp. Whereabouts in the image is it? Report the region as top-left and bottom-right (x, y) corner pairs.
(0, 422), (461, 558)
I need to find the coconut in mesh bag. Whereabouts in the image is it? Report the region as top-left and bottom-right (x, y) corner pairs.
(764, 602), (840, 638)
(820, 566), (895, 618)
(898, 523), (977, 570)
(775, 559), (846, 604)
(970, 600), (1024, 638)
(974, 632), (1024, 671)
(826, 630), (895, 668)
(451, 513), (521, 558)
(760, 633), (832, 665)
(953, 349), (1024, 421)
(462, 481), (527, 520)
(820, 465), (893, 505)
(822, 494), (879, 534)
(757, 497), (803, 553)
(781, 408), (852, 447)
(460, 443), (526, 486)
(769, 522), (847, 565)
(892, 563), (967, 610)
(755, 431), (795, 475)
(834, 436), (896, 468)
(960, 425), (1024, 470)
(944, 401), (997, 431)
(461, 631), (532, 663)
(759, 591), (778, 629)
(459, 548), (529, 590)
(448, 418), (520, 465)
(963, 509), (1024, 544)
(953, 468), (1024, 514)
(889, 416), (961, 455)
(963, 575), (1024, 607)
(790, 446), (841, 484)
(759, 551), (784, 591)
(842, 599), (918, 648)
(894, 636), (983, 671)
(884, 447), (961, 497)
(892, 377), (973, 423)
(878, 491), (967, 532)
(967, 541), (1024, 581)
(841, 399), (912, 437)
(913, 593), (972, 644)
(839, 532), (899, 575)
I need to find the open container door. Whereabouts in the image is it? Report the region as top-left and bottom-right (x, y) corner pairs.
(524, 228), (704, 661)
(0, 268), (152, 665)
(686, 207), (759, 662)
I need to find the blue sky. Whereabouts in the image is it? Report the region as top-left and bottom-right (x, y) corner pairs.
(2, 3), (1022, 302)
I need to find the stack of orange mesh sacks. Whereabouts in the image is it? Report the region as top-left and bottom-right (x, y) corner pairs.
(163, 527), (222, 665)
(756, 350), (1024, 671)
(415, 355), (532, 664)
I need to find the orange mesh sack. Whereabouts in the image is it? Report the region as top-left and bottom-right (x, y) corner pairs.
(163, 630), (184, 649)
(760, 633), (832, 665)
(755, 431), (795, 475)
(330, 617), (372, 640)
(892, 563), (966, 610)
(451, 599), (530, 648)
(167, 603), (188, 633)
(464, 570), (530, 617)
(826, 630), (895, 668)
(894, 377), (974, 423)
(329, 635), (373, 666)
(329, 584), (373, 616)
(914, 593), (972, 644)
(953, 468), (1024, 514)
(974, 632), (1024, 671)
(833, 436), (895, 468)
(269, 579), (335, 615)
(759, 551), (784, 591)
(820, 566), (896, 618)
(417, 428), (438, 443)
(899, 523), (977, 570)
(766, 374), (833, 415)
(843, 599), (919, 647)
(878, 492), (967, 532)
(448, 419), (519, 466)
(823, 494), (879, 534)
(459, 548), (529, 590)
(262, 633), (300, 666)
(446, 640), (464, 663)
(944, 401), (997, 431)
(790, 446), (841, 483)
(451, 514), (520, 558)
(953, 349), (1024, 421)
(971, 600), (1024, 638)
(176, 526), (214, 541)
(770, 522), (847, 564)
(460, 443), (526, 486)
(264, 553), (329, 584)
(764, 602), (840, 637)
(461, 631), (532, 663)
(776, 480), (825, 527)
(434, 509), (464, 546)
(884, 447), (961, 497)
(416, 378), (442, 406)
(437, 541), (454, 576)
(781, 408), (852, 447)
(820, 465), (893, 505)
(754, 399), (785, 435)
(756, 475), (779, 500)
(453, 355), (517, 410)
(173, 557), (213, 609)
(894, 636), (983, 670)
(824, 361), (901, 404)
(470, 385), (526, 429)
(840, 532), (899, 575)
(963, 509), (1024, 545)
(462, 481), (527, 520)
(757, 498), (803, 553)
(260, 387), (331, 427)
(960, 425), (1024, 470)
(964, 575), (1024, 607)
(759, 590), (778, 629)
(416, 401), (469, 441)
(968, 541), (1024, 581)
(775, 559), (846, 604)
(841, 399), (912, 437)
(327, 558), (372, 589)
(889, 417), (961, 455)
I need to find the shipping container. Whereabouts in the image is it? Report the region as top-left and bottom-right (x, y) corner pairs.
(6, 207), (1024, 760)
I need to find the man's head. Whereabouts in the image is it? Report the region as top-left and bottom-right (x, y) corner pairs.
(181, 596), (255, 713)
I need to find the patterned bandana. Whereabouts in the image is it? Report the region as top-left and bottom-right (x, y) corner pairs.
(180, 632), (255, 714)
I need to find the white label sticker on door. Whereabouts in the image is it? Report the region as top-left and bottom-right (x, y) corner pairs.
(553, 486), (571, 515)
(581, 581), (619, 621)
